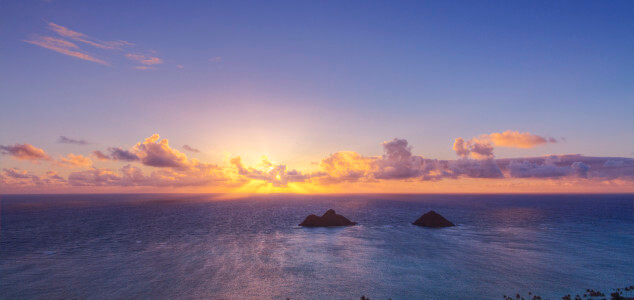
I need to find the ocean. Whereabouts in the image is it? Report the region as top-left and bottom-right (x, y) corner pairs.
(1, 194), (632, 299)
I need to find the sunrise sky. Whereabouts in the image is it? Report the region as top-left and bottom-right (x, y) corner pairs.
(1, 1), (633, 194)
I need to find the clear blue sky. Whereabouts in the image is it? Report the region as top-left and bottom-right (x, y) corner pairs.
(1, 0), (633, 167)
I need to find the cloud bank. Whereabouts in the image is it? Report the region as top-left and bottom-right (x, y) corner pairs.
(1, 132), (632, 191)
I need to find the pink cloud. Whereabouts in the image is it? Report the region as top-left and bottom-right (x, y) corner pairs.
(126, 53), (163, 65)
(0, 143), (51, 161)
(47, 22), (132, 50)
(24, 36), (109, 65)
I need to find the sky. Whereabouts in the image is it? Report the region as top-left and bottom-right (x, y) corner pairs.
(1, 0), (633, 194)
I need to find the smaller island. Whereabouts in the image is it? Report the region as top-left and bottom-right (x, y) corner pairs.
(412, 210), (455, 228)
(299, 209), (357, 227)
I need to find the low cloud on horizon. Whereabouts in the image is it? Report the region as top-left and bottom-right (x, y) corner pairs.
(1, 132), (632, 191)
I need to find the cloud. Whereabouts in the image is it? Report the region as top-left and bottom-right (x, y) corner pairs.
(483, 130), (557, 148)
(134, 66), (156, 70)
(317, 151), (375, 183)
(571, 161), (590, 178)
(56, 153), (93, 168)
(108, 147), (139, 161)
(67, 163), (228, 187)
(208, 56), (223, 63)
(448, 159), (504, 178)
(0, 144), (51, 161)
(58, 136), (89, 145)
(126, 53), (164, 65)
(92, 150), (110, 161)
(43, 171), (66, 185)
(24, 36), (109, 65)
(0, 168), (65, 186)
(316, 138), (502, 184)
(0, 168), (42, 186)
(68, 167), (121, 186)
(182, 145), (200, 153)
(176, 64), (184, 69)
(3, 134), (633, 190)
(506, 160), (571, 178)
(131, 134), (190, 168)
(47, 22), (132, 50)
(453, 137), (494, 159)
(497, 155), (633, 180)
(230, 156), (309, 187)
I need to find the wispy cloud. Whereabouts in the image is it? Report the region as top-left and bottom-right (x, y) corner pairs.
(134, 66), (157, 70)
(24, 36), (109, 65)
(25, 22), (165, 68)
(47, 22), (132, 50)
(126, 53), (163, 65)
(92, 150), (110, 161)
(182, 145), (200, 153)
(208, 56), (223, 63)
(58, 136), (89, 145)
(482, 130), (557, 148)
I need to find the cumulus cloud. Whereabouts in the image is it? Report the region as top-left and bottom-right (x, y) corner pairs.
(68, 168), (121, 186)
(3, 134), (633, 190)
(56, 153), (93, 168)
(67, 162), (228, 187)
(0, 144), (51, 161)
(131, 134), (190, 168)
(108, 147), (139, 161)
(182, 145), (200, 153)
(317, 151), (375, 183)
(231, 156), (309, 187)
(0, 168), (65, 186)
(452, 138), (494, 159)
(58, 136), (89, 145)
(316, 138), (502, 184)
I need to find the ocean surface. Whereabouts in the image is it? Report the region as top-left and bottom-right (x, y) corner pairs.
(1, 194), (632, 299)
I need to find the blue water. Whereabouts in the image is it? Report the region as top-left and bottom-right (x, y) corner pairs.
(1, 194), (632, 299)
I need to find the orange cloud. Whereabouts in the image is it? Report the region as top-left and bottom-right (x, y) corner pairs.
(1, 134), (632, 193)
(484, 130), (556, 148)
(230, 156), (308, 187)
(0, 143), (51, 161)
(56, 153), (93, 168)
